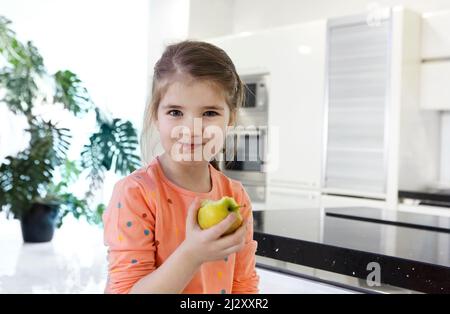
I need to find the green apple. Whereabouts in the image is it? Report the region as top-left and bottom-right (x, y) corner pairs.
(197, 196), (243, 235)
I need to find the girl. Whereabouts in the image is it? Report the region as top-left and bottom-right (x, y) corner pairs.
(103, 40), (260, 294)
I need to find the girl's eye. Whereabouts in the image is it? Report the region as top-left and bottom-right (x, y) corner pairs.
(203, 111), (219, 117)
(168, 110), (182, 117)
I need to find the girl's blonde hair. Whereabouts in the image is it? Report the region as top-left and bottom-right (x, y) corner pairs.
(140, 40), (246, 170)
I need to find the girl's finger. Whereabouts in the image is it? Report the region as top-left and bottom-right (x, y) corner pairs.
(215, 219), (247, 250)
(221, 240), (246, 256)
(203, 212), (238, 240)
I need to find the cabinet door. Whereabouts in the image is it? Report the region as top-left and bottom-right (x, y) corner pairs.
(324, 15), (390, 196)
(441, 113), (450, 183)
(266, 21), (326, 189)
(257, 267), (356, 294)
(266, 187), (321, 210)
(420, 62), (450, 110)
(422, 12), (450, 59)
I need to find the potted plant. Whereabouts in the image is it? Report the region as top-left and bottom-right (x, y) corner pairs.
(0, 16), (142, 242)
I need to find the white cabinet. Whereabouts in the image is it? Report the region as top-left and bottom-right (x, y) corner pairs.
(257, 267), (356, 294)
(208, 20), (327, 191)
(441, 113), (450, 184)
(420, 62), (450, 110)
(421, 11), (450, 59)
(252, 187), (321, 211)
(265, 187), (321, 210)
(420, 11), (450, 109)
(324, 15), (390, 196)
(322, 8), (441, 210)
(267, 22), (326, 190)
(420, 13), (450, 111)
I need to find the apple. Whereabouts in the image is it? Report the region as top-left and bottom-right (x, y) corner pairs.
(197, 196), (243, 235)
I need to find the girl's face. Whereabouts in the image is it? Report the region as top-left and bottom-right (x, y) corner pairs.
(156, 78), (234, 164)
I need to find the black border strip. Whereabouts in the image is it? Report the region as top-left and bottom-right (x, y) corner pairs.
(399, 190), (450, 206)
(419, 200), (450, 208)
(325, 212), (450, 234)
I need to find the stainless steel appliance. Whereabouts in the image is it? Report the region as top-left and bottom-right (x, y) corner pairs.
(220, 73), (269, 202)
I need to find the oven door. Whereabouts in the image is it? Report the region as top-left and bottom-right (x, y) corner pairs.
(241, 80), (268, 112)
(224, 128), (267, 172)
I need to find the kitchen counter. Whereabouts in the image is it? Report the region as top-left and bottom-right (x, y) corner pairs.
(2, 208), (449, 294)
(252, 207), (450, 294)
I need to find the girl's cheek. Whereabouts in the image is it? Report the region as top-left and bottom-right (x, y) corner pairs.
(159, 120), (178, 144)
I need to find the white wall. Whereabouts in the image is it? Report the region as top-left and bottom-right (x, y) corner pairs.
(188, 0), (234, 39)
(144, 0), (191, 162)
(190, 0), (450, 38)
(148, 0), (190, 87)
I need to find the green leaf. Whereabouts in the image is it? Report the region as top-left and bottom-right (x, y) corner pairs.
(53, 70), (93, 117)
(81, 116), (141, 194)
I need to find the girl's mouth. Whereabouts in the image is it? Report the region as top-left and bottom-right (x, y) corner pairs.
(179, 142), (203, 150)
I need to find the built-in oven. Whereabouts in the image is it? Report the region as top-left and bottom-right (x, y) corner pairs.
(220, 73), (269, 203)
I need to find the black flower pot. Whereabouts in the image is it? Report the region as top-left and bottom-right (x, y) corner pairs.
(20, 202), (59, 243)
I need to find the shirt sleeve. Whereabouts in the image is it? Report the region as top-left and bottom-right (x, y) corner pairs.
(103, 176), (157, 294)
(231, 183), (260, 294)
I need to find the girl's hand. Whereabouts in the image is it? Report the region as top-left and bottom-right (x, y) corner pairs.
(180, 197), (248, 266)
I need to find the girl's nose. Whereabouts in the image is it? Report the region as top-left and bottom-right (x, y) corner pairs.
(184, 116), (203, 138)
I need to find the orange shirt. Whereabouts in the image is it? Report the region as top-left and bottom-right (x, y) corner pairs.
(103, 156), (260, 294)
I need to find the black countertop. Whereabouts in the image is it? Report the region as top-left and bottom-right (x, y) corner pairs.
(252, 207), (450, 294)
(399, 189), (450, 207)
